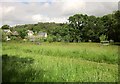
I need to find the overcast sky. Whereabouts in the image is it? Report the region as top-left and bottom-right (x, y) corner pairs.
(0, 0), (119, 27)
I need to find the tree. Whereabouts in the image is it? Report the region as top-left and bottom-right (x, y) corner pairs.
(101, 11), (120, 42)
(1, 29), (7, 42)
(17, 29), (27, 39)
(1, 25), (10, 29)
(4, 10), (119, 42)
(114, 10), (120, 42)
(68, 14), (88, 42)
(83, 15), (98, 42)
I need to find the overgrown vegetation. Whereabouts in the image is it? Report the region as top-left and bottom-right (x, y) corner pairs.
(2, 42), (118, 82)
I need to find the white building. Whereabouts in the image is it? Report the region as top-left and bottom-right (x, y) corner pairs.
(12, 31), (19, 36)
(3, 29), (12, 35)
(27, 30), (34, 37)
(27, 30), (48, 41)
(2, 29), (12, 41)
(38, 32), (47, 38)
(3, 29), (11, 33)
(6, 36), (11, 41)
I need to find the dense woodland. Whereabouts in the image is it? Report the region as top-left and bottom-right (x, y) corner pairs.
(1, 10), (120, 42)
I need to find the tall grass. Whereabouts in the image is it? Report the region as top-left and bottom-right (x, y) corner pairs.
(3, 42), (118, 64)
(2, 42), (118, 82)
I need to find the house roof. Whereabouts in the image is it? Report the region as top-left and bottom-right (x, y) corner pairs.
(3, 29), (11, 33)
(38, 32), (47, 35)
(12, 31), (19, 35)
(3, 29), (12, 35)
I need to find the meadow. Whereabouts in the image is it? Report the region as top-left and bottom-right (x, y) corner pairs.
(2, 41), (119, 82)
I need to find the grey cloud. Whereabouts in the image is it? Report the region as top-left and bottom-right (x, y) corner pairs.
(0, 1), (118, 27)
(84, 2), (116, 16)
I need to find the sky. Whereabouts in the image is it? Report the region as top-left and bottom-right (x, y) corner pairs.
(0, 0), (119, 27)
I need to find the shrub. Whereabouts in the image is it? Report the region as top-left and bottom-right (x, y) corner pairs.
(47, 36), (53, 43)
(99, 34), (107, 41)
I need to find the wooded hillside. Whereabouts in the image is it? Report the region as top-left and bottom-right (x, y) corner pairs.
(1, 10), (120, 42)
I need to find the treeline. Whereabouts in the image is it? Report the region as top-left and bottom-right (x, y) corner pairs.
(1, 10), (120, 42)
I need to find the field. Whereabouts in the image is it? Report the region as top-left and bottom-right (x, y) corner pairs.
(2, 41), (119, 82)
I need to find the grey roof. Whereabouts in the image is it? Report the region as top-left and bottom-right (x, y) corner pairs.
(12, 31), (19, 35)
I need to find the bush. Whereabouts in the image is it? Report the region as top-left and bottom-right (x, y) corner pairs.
(47, 36), (53, 43)
(1, 31), (7, 42)
(11, 36), (17, 40)
(99, 34), (107, 41)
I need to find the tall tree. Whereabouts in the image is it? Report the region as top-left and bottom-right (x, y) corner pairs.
(114, 10), (120, 42)
(68, 14), (88, 42)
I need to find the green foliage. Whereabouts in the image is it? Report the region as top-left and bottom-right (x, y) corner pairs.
(17, 29), (27, 39)
(1, 24), (10, 29)
(11, 36), (20, 41)
(36, 37), (46, 43)
(0, 29), (2, 41)
(3, 10), (120, 42)
(68, 14), (88, 42)
(99, 34), (107, 41)
(114, 10), (120, 21)
(101, 11), (120, 42)
(63, 35), (70, 42)
(114, 10), (120, 42)
(47, 35), (54, 43)
(1, 30), (7, 42)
